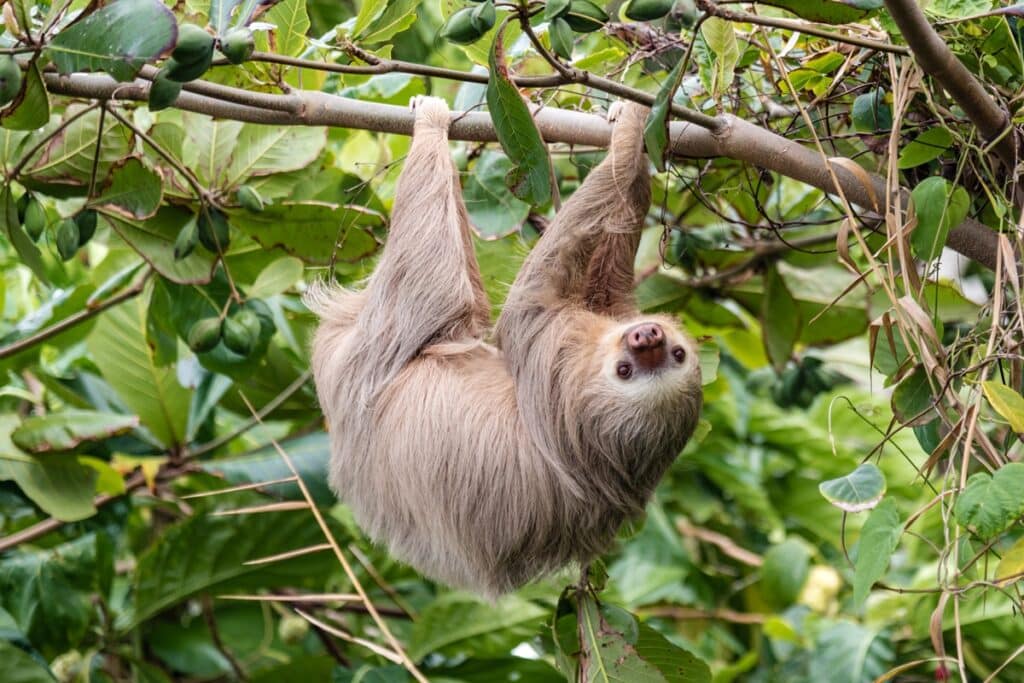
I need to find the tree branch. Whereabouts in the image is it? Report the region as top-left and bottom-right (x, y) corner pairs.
(884, 0), (1018, 170)
(42, 71), (1000, 270)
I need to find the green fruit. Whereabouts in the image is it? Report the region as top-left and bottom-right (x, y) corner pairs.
(220, 28), (255, 65)
(22, 198), (46, 242)
(74, 209), (97, 246)
(441, 8), (487, 44)
(173, 24), (215, 65)
(164, 52), (213, 83)
(223, 309), (261, 356)
(16, 193), (30, 221)
(624, 0), (674, 21)
(187, 317), (223, 353)
(277, 615), (309, 645)
(0, 55), (22, 105)
(55, 218), (80, 261)
(564, 0), (608, 32)
(174, 219), (199, 260)
(149, 72), (181, 111)
(470, 0), (496, 33)
(549, 17), (574, 60)
(197, 208), (230, 252)
(244, 298), (276, 337)
(236, 185), (264, 212)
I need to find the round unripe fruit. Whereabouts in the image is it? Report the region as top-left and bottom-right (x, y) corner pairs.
(219, 29), (255, 65)
(174, 219), (199, 260)
(22, 197), (47, 241)
(172, 24), (215, 65)
(149, 72), (182, 111)
(74, 209), (98, 247)
(187, 317), (223, 353)
(197, 208), (230, 252)
(624, 0), (674, 21)
(470, 0), (496, 33)
(236, 185), (264, 212)
(0, 55), (22, 106)
(164, 53), (213, 83)
(278, 615), (309, 644)
(55, 218), (80, 261)
(441, 8), (487, 44)
(223, 309), (261, 356)
(564, 0), (608, 32)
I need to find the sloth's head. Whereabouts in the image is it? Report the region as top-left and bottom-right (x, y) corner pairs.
(596, 318), (701, 403)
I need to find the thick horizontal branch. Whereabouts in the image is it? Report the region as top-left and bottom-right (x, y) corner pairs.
(43, 71), (1000, 270)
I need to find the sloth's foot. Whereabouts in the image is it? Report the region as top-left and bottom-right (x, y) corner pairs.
(409, 95), (451, 132)
(607, 100), (649, 126)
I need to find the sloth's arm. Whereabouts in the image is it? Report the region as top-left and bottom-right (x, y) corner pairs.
(498, 103), (651, 329)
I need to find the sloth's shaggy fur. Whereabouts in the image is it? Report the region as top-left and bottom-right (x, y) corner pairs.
(308, 98), (702, 597)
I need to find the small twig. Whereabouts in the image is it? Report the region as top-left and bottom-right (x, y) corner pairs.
(677, 518), (764, 567)
(0, 267), (153, 361)
(639, 605), (767, 624)
(202, 594), (248, 681)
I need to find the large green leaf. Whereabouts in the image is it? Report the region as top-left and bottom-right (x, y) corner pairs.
(11, 410), (138, 455)
(104, 207), (216, 284)
(808, 622), (893, 683)
(92, 158), (163, 220)
(264, 0), (310, 57)
(761, 538), (811, 610)
(954, 463), (1024, 539)
(48, 0), (177, 81)
(910, 177), (970, 262)
(360, 0), (420, 45)
(761, 265), (802, 371)
(898, 127), (953, 169)
(0, 186), (47, 282)
(86, 285), (190, 448)
(759, 0), (882, 24)
(463, 151), (531, 238)
(228, 202), (380, 265)
(409, 594), (547, 661)
(201, 431), (333, 504)
(0, 641), (56, 683)
(223, 125), (327, 187)
(643, 57), (686, 172)
(1, 62), (50, 132)
(852, 497), (901, 606)
(486, 31), (552, 206)
(700, 17), (740, 99)
(130, 505), (336, 626)
(982, 380), (1024, 432)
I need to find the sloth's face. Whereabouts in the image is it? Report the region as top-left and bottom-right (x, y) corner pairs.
(596, 317), (701, 402)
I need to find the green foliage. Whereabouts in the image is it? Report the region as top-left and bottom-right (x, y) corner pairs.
(1, 0), (1023, 680)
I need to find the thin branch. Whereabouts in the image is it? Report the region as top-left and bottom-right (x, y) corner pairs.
(41, 71), (1000, 270)
(884, 0), (1019, 170)
(697, 0), (910, 55)
(0, 267), (153, 361)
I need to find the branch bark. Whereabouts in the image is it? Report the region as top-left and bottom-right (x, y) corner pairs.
(884, 0), (1018, 170)
(42, 71), (1000, 270)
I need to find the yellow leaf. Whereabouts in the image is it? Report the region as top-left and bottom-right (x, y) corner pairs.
(995, 536), (1024, 586)
(982, 381), (1024, 433)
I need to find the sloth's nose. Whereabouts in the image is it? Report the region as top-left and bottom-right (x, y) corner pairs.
(626, 323), (665, 351)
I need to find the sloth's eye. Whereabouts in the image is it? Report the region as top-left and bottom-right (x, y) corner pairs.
(616, 361), (633, 379)
(672, 346), (686, 363)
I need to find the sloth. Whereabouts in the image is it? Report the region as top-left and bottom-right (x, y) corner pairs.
(307, 97), (702, 597)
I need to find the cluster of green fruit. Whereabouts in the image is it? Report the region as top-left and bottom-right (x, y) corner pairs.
(545, 0), (609, 59)
(16, 194), (97, 261)
(0, 54), (22, 107)
(172, 187), (263, 261)
(187, 299), (276, 359)
(149, 23), (255, 111)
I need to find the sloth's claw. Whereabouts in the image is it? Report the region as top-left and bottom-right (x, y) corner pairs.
(607, 101), (625, 123)
(409, 96), (451, 130)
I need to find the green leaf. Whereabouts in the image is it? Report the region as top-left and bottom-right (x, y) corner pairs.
(643, 56), (686, 172)
(809, 622), (894, 683)
(761, 265), (802, 371)
(104, 208), (216, 284)
(92, 158), (163, 219)
(0, 186), (48, 283)
(353, 0), (389, 38)
(360, 0), (420, 45)
(819, 463), (887, 512)
(210, 0), (244, 32)
(891, 365), (935, 426)
(636, 622), (712, 683)
(910, 177), (970, 262)
(11, 410), (139, 455)
(202, 432), (334, 504)
(48, 0), (177, 81)
(224, 125), (327, 187)
(0, 641), (56, 683)
(981, 380), (1024, 432)
(700, 17), (740, 99)
(463, 151), (531, 238)
(228, 202), (380, 265)
(130, 504), (336, 626)
(247, 256), (305, 298)
(995, 535), (1024, 585)
(954, 462), (1024, 538)
(486, 31), (552, 206)
(759, 0), (882, 24)
(86, 285), (191, 448)
(897, 127), (953, 169)
(0, 534), (112, 654)
(264, 0), (310, 57)
(409, 594), (547, 661)
(1, 62), (50, 132)
(851, 89), (892, 133)
(573, 597), (665, 682)
(852, 498), (901, 606)
(761, 538), (811, 609)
